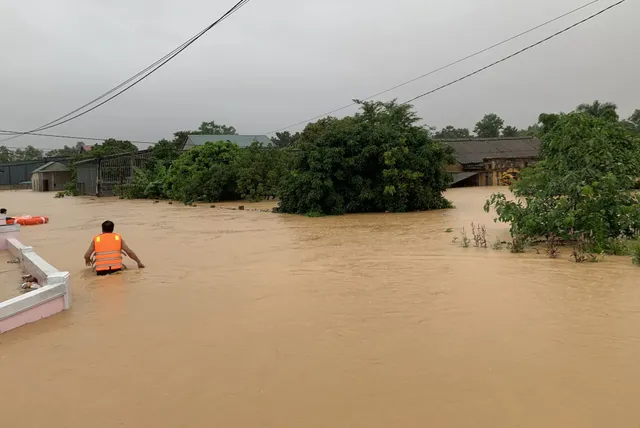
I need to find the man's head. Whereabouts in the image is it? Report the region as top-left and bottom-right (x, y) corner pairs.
(0, 208), (7, 214)
(102, 220), (115, 233)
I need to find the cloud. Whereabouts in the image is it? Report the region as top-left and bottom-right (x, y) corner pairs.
(0, 0), (636, 149)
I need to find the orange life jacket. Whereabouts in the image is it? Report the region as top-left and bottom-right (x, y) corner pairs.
(94, 233), (123, 272)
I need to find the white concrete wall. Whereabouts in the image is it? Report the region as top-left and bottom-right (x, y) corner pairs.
(0, 236), (71, 334)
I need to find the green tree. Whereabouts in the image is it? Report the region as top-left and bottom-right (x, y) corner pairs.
(124, 163), (169, 200)
(521, 123), (541, 137)
(277, 100), (454, 216)
(164, 141), (241, 203)
(626, 109), (640, 132)
(474, 114), (504, 138)
(537, 113), (562, 136)
(14, 145), (44, 161)
(502, 126), (520, 137)
(235, 142), (290, 201)
(575, 100), (618, 122)
(434, 126), (470, 139)
(149, 139), (182, 168)
(485, 113), (640, 249)
(0, 146), (14, 163)
(171, 131), (192, 149)
(198, 121), (237, 135)
(270, 131), (300, 147)
(46, 142), (85, 157)
(90, 139), (137, 157)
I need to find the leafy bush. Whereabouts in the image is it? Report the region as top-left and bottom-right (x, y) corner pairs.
(277, 100), (454, 216)
(235, 142), (291, 201)
(123, 163), (168, 199)
(485, 113), (640, 249)
(164, 141), (241, 204)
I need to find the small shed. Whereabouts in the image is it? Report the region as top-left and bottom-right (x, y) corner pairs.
(31, 161), (72, 192)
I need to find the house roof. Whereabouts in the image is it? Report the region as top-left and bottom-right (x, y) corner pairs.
(441, 137), (541, 165)
(451, 171), (480, 185)
(185, 134), (272, 148)
(31, 161), (70, 173)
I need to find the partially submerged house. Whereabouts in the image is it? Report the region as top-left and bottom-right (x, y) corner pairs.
(30, 161), (72, 192)
(441, 137), (541, 187)
(183, 134), (272, 149)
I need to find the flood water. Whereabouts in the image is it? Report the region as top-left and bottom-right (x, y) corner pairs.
(1, 188), (639, 427)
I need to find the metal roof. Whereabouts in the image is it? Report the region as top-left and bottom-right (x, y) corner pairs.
(185, 134), (272, 148)
(441, 137), (541, 165)
(450, 171), (480, 185)
(31, 161), (70, 173)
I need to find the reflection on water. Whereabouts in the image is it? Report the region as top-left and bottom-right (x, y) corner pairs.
(1, 189), (639, 427)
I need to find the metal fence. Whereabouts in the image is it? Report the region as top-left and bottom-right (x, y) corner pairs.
(75, 151), (152, 197)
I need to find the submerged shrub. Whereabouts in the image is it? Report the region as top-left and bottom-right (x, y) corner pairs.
(277, 100), (455, 216)
(485, 113), (640, 250)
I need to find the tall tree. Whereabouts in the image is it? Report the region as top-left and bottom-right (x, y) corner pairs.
(434, 126), (470, 139)
(626, 109), (640, 132)
(486, 113), (640, 248)
(0, 146), (14, 163)
(13, 145), (44, 161)
(474, 114), (504, 138)
(46, 142), (85, 157)
(538, 113), (562, 136)
(277, 100), (455, 216)
(502, 126), (520, 137)
(198, 121), (237, 135)
(270, 131), (300, 147)
(90, 139), (137, 157)
(575, 100), (618, 122)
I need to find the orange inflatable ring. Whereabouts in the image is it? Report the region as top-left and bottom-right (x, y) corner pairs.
(7, 216), (49, 226)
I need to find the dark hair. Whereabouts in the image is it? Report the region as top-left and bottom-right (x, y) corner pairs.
(0, 208), (6, 214)
(102, 220), (115, 233)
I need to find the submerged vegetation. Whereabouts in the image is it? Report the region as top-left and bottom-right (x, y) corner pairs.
(484, 110), (640, 262)
(277, 100), (454, 216)
(122, 100), (455, 216)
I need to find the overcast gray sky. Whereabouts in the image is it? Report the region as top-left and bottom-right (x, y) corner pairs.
(0, 0), (637, 150)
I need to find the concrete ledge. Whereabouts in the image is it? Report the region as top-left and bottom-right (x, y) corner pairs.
(1, 234), (71, 334)
(0, 224), (21, 251)
(7, 237), (33, 261)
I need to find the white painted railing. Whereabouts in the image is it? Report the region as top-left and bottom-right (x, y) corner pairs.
(0, 225), (71, 334)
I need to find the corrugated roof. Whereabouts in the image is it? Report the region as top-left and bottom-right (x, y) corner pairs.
(186, 134), (272, 148)
(441, 137), (541, 165)
(450, 171), (480, 184)
(31, 161), (70, 173)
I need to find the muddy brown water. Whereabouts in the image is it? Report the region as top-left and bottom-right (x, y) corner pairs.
(0, 251), (22, 301)
(1, 188), (639, 427)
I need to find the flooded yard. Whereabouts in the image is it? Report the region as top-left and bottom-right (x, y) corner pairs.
(0, 250), (22, 301)
(0, 188), (639, 427)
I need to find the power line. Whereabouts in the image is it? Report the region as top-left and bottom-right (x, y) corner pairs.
(0, 129), (156, 145)
(0, 0), (253, 144)
(402, 0), (625, 105)
(264, 0), (604, 134)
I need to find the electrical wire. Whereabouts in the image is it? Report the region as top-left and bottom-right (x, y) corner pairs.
(0, 129), (155, 145)
(0, 0), (252, 143)
(401, 0), (625, 105)
(264, 0), (605, 134)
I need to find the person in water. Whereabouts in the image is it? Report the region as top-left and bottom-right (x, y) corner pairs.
(84, 220), (145, 275)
